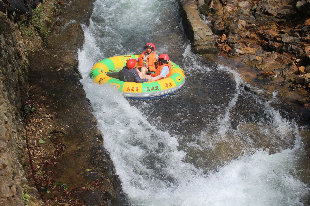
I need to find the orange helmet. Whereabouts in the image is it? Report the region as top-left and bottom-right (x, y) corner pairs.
(144, 43), (155, 51)
(126, 59), (137, 70)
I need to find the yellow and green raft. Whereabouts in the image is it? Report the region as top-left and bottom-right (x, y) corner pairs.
(90, 55), (185, 99)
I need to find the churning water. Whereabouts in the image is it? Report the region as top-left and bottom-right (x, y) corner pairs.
(78, 0), (309, 205)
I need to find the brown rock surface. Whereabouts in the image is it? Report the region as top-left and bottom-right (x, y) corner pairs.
(1, 0), (127, 205)
(23, 0), (127, 204)
(184, 0), (310, 110)
(0, 11), (34, 206)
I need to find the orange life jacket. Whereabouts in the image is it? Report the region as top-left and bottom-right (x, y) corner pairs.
(151, 63), (172, 79)
(138, 51), (157, 72)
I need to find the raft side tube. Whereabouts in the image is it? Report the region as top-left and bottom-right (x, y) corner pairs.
(109, 56), (126, 71)
(107, 78), (125, 91)
(156, 78), (177, 91)
(99, 58), (115, 71)
(141, 81), (161, 93)
(170, 67), (185, 79)
(90, 68), (105, 79)
(91, 62), (109, 73)
(122, 82), (143, 93)
(123, 80), (185, 99)
(169, 73), (185, 85)
(94, 73), (112, 85)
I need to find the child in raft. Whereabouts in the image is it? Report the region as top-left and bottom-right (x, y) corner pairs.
(138, 42), (158, 74)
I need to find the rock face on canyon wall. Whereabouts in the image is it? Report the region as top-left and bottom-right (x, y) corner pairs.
(203, 0), (310, 70)
(0, 12), (32, 206)
(0, 0), (126, 205)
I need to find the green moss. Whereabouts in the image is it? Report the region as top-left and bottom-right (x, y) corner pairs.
(19, 0), (63, 50)
(20, 4), (51, 40)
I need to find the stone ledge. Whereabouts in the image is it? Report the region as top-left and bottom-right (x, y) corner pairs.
(178, 0), (217, 54)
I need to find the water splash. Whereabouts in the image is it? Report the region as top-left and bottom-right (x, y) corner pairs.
(216, 64), (243, 137)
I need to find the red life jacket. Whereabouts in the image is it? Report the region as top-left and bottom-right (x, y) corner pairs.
(139, 51), (157, 72)
(151, 63), (172, 79)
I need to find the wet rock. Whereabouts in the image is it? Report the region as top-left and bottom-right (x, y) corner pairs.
(296, 76), (306, 84)
(305, 45), (310, 58)
(0, 0), (42, 17)
(194, 0), (310, 98)
(296, 0), (310, 15)
(178, 0), (217, 54)
(305, 65), (310, 73)
(0, 11), (34, 206)
(238, 1), (251, 9)
(299, 66), (306, 74)
(296, 0), (306, 9)
(23, 0), (127, 204)
(1, 0), (127, 205)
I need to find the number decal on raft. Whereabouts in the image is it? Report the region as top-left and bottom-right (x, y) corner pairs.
(126, 87), (140, 92)
(146, 86), (159, 91)
(165, 82), (173, 89)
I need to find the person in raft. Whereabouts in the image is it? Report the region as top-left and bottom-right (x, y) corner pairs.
(117, 59), (149, 83)
(138, 42), (158, 74)
(140, 54), (172, 82)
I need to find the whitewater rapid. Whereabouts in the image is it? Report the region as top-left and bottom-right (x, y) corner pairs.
(77, 0), (309, 205)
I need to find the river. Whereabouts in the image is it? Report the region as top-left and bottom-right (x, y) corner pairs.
(77, 0), (309, 205)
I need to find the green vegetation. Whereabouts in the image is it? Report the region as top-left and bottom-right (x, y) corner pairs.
(23, 104), (35, 116)
(54, 183), (68, 189)
(22, 192), (30, 203)
(19, 0), (62, 50)
(39, 139), (45, 143)
(20, 4), (52, 40)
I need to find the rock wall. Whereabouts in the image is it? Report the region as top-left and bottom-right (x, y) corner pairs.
(0, 12), (36, 205)
(177, 0), (310, 108)
(198, 0), (310, 97)
(0, 0), (127, 205)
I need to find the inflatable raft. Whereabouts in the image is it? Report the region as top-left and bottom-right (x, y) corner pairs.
(90, 55), (185, 99)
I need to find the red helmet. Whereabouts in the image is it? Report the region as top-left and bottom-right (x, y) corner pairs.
(144, 43), (155, 51)
(158, 54), (169, 61)
(126, 59), (137, 70)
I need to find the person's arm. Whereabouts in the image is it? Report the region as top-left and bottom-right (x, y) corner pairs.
(107, 71), (120, 79)
(150, 74), (163, 81)
(150, 66), (169, 81)
(133, 69), (150, 83)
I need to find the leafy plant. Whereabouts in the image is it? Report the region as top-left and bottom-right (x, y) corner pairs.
(39, 139), (46, 144)
(54, 183), (68, 189)
(22, 193), (30, 202)
(24, 104), (35, 116)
